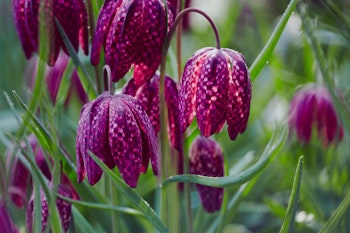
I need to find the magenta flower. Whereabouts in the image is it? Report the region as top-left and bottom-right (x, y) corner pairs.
(289, 84), (344, 146)
(90, 0), (177, 85)
(12, 0), (88, 65)
(189, 136), (224, 213)
(0, 203), (19, 233)
(26, 185), (72, 233)
(123, 74), (183, 174)
(76, 93), (159, 187)
(180, 47), (251, 140)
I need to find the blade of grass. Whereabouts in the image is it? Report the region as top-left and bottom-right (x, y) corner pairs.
(163, 126), (287, 188)
(54, 18), (98, 99)
(88, 151), (168, 233)
(249, 0), (299, 81)
(57, 195), (143, 217)
(279, 156), (303, 233)
(319, 190), (350, 233)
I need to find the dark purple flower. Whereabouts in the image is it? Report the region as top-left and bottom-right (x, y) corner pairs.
(8, 135), (79, 208)
(189, 136), (224, 213)
(76, 93), (159, 188)
(26, 185), (72, 233)
(179, 47), (251, 140)
(12, 0), (88, 65)
(0, 202), (19, 233)
(289, 84), (344, 146)
(26, 53), (87, 105)
(122, 74), (183, 174)
(90, 0), (177, 85)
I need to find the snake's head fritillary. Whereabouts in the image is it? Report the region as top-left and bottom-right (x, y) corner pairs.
(289, 84), (343, 146)
(189, 136), (224, 213)
(180, 47), (251, 140)
(26, 185), (72, 233)
(76, 93), (159, 188)
(123, 74), (183, 175)
(12, 0), (88, 65)
(91, 0), (177, 85)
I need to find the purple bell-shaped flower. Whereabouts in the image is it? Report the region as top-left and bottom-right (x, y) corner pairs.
(12, 0), (88, 65)
(76, 93), (159, 188)
(90, 0), (177, 85)
(179, 47), (251, 140)
(189, 136), (224, 213)
(289, 84), (344, 146)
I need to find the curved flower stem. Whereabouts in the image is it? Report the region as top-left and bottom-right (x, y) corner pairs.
(159, 6), (220, 233)
(103, 65), (113, 95)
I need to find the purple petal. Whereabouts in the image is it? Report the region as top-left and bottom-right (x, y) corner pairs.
(295, 94), (316, 143)
(76, 101), (92, 183)
(105, 0), (135, 82)
(54, 0), (81, 55)
(196, 50), (228, 137)
(109, 96), (143, 188)
(223, 49), (251, 140)
(77, 0), (89, 55)
(133, 0), (167, 85)
(12, 0), (35, 58)
(179, 47), (213, 132)
(88, 94), (114, 179)
(9, 156), (30, 208)
(119, 94), (159, 176)
(0, 203), (19, 233)
(91, 0), (122, 65)
(189, 137), (224, 212)
(165, 76), (182, 151)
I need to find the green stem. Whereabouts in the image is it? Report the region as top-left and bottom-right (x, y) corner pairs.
(110, 178), (118, 233)
(86, 0), (102, 93)
(103, 65), (114, 95)
(159, 7), (221, 231)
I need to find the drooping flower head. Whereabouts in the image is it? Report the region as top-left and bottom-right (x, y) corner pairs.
(76, 93), (159, 188)
(91, 0), (177, 85)
(180, 47), (251, 140)
(122, 74), (183, 174)
(26, 185), (72, 233)
(189, 136), (224, 213)
(289, 84), (344, 146)
(12, 0), (88, 65)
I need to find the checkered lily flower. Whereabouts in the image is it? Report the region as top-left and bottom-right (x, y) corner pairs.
(122, 74), (183, 174)
(179, 47), (251, 140)
(189, 136), (224, 213)
(289, 84), (344, 146)
(26, 185), (72, 233)
(12, 0), (88, 65)
(76, 93), (159, 188)
(90, 0), (177, 85)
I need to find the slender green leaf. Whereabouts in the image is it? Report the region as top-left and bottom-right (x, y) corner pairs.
(163, 126), (288, 188)
(54, 18), (98, 99)
(279, 156), (303, 233)
(319, 190), (350, 233)
(58, 195), (143, 217)
(72, 206), (102, 233)
(12, 90), (76, 170)
(88, 151), (168, 233)
(249, 0), (299, 81)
